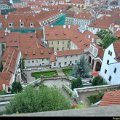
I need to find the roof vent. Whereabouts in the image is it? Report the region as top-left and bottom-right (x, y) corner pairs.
(51, 25), (54, 28)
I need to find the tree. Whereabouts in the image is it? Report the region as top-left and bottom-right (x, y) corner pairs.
(96, 30), (112, 39)
(11, 81), (22, 94)
(92, 76), (107, 86)
(72, 55), (90, 78)
(6, 85), (71, 114)
(101, 33), (118, 49)
(71, 77), (83, 90)
(96, 30), (118, 49)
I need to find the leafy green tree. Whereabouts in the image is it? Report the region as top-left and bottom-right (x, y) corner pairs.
(96, 30), (118, 49)
(72, 55), (90, 78)
(96, 30), (112, 39)
(101, 33), (118, 49)
(71, 77), (83, 90)
(92, 76), (107, 86)
(6, 85), (71, 114)
(11, 81), (22, 94)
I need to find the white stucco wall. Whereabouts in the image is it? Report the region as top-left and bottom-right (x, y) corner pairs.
(24, 58), (50, 68)
(51, 54), (82, 68)
(99, 44), (120, 85)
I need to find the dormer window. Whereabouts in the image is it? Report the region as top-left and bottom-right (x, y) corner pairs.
(9, 23), (13, 28)
(30, 23), (34, 28)
(20, 22), (24, 28)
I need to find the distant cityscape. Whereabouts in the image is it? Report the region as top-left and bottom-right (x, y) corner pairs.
(0, 0), (120, 116)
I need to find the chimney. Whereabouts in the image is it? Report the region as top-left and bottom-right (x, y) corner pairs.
(5, 15), (8, 19)
(68, 25), (71, 29)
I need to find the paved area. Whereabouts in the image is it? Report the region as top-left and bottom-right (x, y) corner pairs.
(78, 91), (101, 107)
(23, 68), (66, 83)
(56, 69), (65, 77)
(6, 105), (120, 116)
(43, 79), (70, 88)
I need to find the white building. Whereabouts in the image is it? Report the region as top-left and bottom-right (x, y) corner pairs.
(99, 40), (120, 85)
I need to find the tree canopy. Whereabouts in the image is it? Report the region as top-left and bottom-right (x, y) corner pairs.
(6, 85), (71, 114)
(96, 30), (118, 49)
(92, 76), (107, 86)
(71, 77), (83, 90)
(72, 55), (90, 78)
(11, 81), (22, 94)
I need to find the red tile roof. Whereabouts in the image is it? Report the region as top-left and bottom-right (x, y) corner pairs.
(100, 90), (120, 106)
(89, 16), (112, 29)
(115, 30), (120, 38)
(74, 12), (92, 20)
(2, 47), (19, 74)
(57, 49), (83, 57)
(21, 48), (54, 60)
(71, 0), (85, 4)
(113, 39), (120, 60)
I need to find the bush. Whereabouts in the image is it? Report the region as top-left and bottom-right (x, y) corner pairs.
(6, 86), (71, 114)
(92, 76), (107, 86)
(71, 77), (83, 90)
(87, 92), (104, 104)
(11, 81), (23, 94)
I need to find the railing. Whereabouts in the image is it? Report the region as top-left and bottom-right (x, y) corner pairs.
(74, 84), (120, 95)
(0, 94), (15, 102)
(62, 84), (73, 97)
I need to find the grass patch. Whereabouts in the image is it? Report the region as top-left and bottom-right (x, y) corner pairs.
(31, 70), (58, 79)
(0, 90), (6, 95)
(63, 67), (73, 76)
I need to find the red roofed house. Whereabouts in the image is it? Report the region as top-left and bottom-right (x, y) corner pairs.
(42, 25), (96, 68)
(0, 47), (22, 92)
(88, 15), (112, 34)
(65, 11), (94, 32)
(99, 90), (120, 106)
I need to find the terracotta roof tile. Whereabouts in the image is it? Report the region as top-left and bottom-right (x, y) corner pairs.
(100, 90), (120, 106)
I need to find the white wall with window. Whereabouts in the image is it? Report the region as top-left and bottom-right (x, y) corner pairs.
(24, 58), (50, 68)
(51, 54), (82, 68)
(99, 44), (120, 85)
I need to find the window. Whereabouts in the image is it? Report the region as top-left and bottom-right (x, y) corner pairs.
(75, 60), (77, 63)
(58, 41), (59, 44)
(42, 59), (44, 61)
(108, 76), (112, 81)
(108, 50), (112, 56)
(54, 63), (56, 66)
(36, 60), (38, 63)
(64, 62), (67, 65)
(28, 61), (30, 63)
(114, 68), (117, 73)
(32, 61), (34, 63)
(70, 61), (72, 64)
(104, 69), (107, 74)
(110, 52), (112, 56)
(62, 41), (64, 44)
(57, 48), (59, 51)
(107, 60), (109, 65)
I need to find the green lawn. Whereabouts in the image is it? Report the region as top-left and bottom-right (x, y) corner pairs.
(63, 67), (73, 76)
(31, 70), (58, 79)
